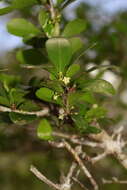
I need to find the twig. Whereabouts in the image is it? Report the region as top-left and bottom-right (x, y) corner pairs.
(72, 177), (89, 190)
(0, 105), (49, 117)
(91, 152), (108, 164)
(52, 132), (103, 148)
(49, 0), (55, 20)
(30, 165), (60, 190)
(102, 177), (127, 184)
(60, 162), (77, 190)
(63, 140), (99, 190)
(89, 126), (127, 169)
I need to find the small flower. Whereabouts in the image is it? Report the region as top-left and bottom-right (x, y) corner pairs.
(63, 76), (70, 85)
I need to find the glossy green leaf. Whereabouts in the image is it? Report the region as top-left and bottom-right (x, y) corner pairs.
(9, 112), (36, 125)
(12, 0), (38, 9)
(46, 38), (72, 73)
(0, 6), (13, 15)
(69, 37), (83, 55)
(7, 18), (41, 37)
(16, 49), (44, 65)
(62, 19), (86, 37)
(66, 64), (80, 78)
(68, 91), (96, 107)
(37, 119), (53, 140)
(83, 79), (115, 95)
(36, 87), (62, 105)
(36, 87), (54, 103)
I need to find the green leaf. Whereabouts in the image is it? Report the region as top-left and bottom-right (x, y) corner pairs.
(9, 112), (36, 125)
(16, 49), (44, 65)
(42, 81), (64, 93)
(0, 6), (14, 15)
(85, 126), (101, 134)
(85, 107), (107, 123)
(72, 114), (88, 132)
(38, 10), (54, 37)
(46, 38), (72, 73)
(62, 19), (86, 37)
(68, 91), (96, 107)
(83, 79), (115, 96)
(0, 74), (20, 90)
(7, 18), (41, 37)
(9, 88), (26, 106)
(0, 96), (10, 107)
(69, 37), (83, 55)
(12, 0), (38, 9)
(36, 87), (54, 103)
(37, 119), (53, 140)
(36, 87), (62, 105)
(19, 100), (40, 111)
(38, 9), (49, 29)
(66, 64), (80, 78)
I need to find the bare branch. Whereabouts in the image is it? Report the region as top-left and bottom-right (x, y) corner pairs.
(63, 140), (99, 190)
(30, 165), (60, 190)
(102, 177), (127, 184)
(0, 105), (49, 117)
(72, 177), (89, 190)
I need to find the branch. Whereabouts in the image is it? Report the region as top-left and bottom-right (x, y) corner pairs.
(63, 140), (99, 190)
(52, 132), (103, 148)
(30, 165), (60, 190)
(49, 0), (55, 20)
(0, 105), (49, 117)
(102, 177), (127, 184)
(89, 126), (127, 169)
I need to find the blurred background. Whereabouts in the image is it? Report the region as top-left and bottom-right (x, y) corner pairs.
(1, 0), (127, 189)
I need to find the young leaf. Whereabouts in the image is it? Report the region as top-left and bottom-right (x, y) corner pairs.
(16, 49), (44, 65)
(38, 9), (49, 29)
(62, 19), (86, 37)
(37, 119), (53, 140)
(66, 64), (80, 78)
(69, 37), (83, 55)
(46, 38), (72, 73)
(83, 79), (115, 96)
(38, 10), (54, 37)
(9, 88), (25, 106)
(7, 18), (41, 37)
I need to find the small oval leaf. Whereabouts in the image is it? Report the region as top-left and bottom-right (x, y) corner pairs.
(7, 18), (41, 37)
(37, 119), (53, 140)
(62, 19), (86, 37)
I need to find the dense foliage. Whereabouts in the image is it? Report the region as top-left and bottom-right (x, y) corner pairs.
(1, 0), (127, 190)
